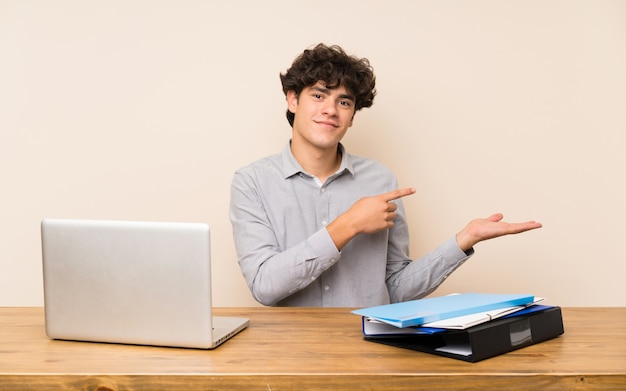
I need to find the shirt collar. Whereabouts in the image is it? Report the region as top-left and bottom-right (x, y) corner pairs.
(281, 141), (355, 179)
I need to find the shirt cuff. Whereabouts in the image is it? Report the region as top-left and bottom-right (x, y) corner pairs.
(306, 228), (341, 268)
(440, 236), (474, 264)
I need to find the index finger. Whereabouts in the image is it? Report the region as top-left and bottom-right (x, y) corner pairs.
(381, 187), (416, 202)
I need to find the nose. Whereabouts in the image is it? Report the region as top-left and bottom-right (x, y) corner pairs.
(321, 99), (338, 116)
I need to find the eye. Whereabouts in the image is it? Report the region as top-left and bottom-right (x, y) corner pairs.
(339, 100), (352, 108)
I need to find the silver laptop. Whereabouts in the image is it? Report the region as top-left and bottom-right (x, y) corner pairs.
(41, 218), (249, 349)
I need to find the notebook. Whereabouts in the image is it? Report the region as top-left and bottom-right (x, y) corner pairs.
(41, 218), (249, 349)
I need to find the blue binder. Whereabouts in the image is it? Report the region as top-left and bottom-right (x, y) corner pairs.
(352, 293), (535, 328)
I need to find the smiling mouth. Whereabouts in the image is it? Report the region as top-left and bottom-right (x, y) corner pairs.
(315, 120), (338, 128)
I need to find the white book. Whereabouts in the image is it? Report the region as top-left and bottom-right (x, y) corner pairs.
(421, 297), (545, 330)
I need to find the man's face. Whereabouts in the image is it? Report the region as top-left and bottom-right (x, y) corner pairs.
(287, 81), (356, 152)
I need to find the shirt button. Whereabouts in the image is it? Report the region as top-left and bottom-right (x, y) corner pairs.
(324, 285), (330, 291)
(321, 188), (326, 193)
(321, 220), (327, 226)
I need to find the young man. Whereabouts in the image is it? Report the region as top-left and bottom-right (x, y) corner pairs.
(229, 44), (542, 307)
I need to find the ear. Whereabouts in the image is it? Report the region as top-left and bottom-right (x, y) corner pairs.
(287, 90), (298, 114)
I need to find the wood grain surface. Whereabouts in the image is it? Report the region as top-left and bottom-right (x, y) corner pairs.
(1, 307), (625, 390)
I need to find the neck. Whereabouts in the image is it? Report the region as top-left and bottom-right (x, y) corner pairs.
(290, 142), (342, 184)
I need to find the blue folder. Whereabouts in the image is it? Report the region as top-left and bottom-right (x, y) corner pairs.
(352, 293), (535, 328)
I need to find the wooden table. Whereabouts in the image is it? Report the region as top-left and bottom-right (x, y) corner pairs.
(1, 307), (625, 390)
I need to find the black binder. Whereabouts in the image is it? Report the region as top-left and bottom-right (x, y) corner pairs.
(363, 306), (564, 362)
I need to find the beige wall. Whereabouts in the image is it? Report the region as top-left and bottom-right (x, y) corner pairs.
(1, 0), (624, 307)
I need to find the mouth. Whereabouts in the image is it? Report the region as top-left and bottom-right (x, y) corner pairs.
(315, 120), (338, 128)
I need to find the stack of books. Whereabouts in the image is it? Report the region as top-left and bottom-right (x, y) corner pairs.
(352, 293), (564, 362)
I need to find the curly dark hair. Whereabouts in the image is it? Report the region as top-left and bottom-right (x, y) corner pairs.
(280, 43), (377, 126)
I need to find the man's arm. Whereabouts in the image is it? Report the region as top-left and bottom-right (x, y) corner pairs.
(230, 170), (341, 306)
(386, 212), (543, 303)
(326, 188), (417, 250)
